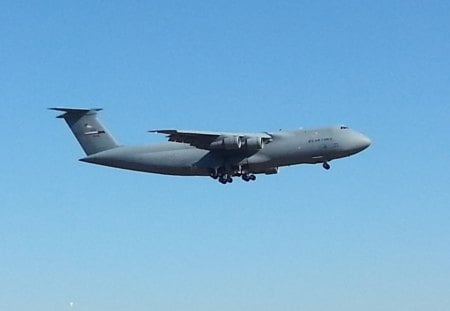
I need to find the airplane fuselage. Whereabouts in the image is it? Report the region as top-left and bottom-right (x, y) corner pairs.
(80, 126), (371, 177)
(51, 108), (371, 184)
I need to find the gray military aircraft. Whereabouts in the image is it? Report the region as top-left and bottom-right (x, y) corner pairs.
(50, 107), (371, 184)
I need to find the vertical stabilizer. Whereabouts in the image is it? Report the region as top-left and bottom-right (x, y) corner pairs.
(50, 108), (119, 155)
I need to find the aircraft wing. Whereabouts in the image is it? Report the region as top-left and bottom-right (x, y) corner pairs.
(149, 129), (272, 151)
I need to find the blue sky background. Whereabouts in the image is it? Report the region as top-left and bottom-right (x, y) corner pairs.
(1, 1), (449, 310)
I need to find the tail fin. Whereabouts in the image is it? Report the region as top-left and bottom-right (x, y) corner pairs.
(50, 108), (119, 155)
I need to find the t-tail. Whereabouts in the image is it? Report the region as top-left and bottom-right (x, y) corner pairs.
(50, 108), (119, 155)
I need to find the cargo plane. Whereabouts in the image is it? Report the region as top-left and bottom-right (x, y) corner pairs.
(50, 108), (371, 184)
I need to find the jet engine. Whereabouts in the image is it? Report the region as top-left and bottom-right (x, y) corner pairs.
(244, 137), (264, 150)
(210, 136), (242, 150)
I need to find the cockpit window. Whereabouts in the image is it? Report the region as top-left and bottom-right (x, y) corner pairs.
(340, 126), (349, 129)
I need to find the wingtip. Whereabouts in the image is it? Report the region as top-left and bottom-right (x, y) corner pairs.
(148, 129), (177, 134)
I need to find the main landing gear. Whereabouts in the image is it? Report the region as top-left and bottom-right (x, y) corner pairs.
(241, 173), (256, 182)
(218, 174), (233, 184)
(209, 168), (256, 184)
(322, 161), (330, 170)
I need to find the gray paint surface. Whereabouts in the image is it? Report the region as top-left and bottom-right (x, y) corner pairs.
(51, 108), (371, 184)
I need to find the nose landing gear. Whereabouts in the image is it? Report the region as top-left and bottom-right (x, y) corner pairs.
(322, 162), (330, 170)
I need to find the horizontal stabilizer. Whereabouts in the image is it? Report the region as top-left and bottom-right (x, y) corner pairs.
(49, 107), (102, 118)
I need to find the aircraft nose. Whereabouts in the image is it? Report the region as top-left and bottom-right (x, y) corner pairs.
(357, 134), (371, 150)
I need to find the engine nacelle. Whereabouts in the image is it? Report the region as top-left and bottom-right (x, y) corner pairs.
(244, 137), (264, 150)
(210, 136), (242, 150)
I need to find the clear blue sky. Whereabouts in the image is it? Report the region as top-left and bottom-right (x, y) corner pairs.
(1, 1), (449, 310)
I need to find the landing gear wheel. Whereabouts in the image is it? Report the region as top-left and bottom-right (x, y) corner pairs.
(242, 174), (256, 182)
(322, 162), (330, 170)
(209, 170), (219, 179)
